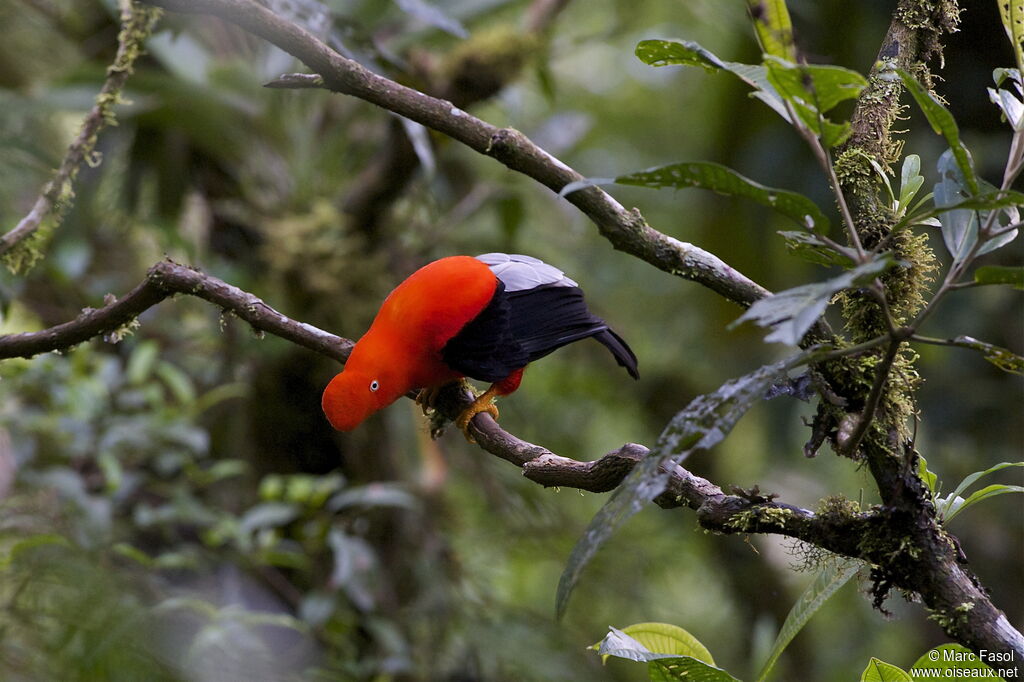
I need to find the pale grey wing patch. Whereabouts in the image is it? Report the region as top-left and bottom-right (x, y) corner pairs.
(475, 252), (578, 291)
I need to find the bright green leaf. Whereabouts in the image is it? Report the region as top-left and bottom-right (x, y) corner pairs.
(592, 623), (715, 665)
(756, 559), (860, 681)
(861, 657), (914, 682)
(732, 256), (895, 346)
(764, 56), (867, 113)
(917, 455), (937, 495)
(746, 0), (796, 61)
(898, 70), (979, 195)
(613, 161), (830, 233)
(974, 265), (1024, 289)
(155, 360), (196, 405)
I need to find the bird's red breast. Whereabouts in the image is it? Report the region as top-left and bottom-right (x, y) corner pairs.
(322, 256), (498, 431)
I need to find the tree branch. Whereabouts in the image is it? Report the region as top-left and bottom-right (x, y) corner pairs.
(2, 257), (1020, 663)
(0, 1), (162, 268)
(143, 0), (771, 309)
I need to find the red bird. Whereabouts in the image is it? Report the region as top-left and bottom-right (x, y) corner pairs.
(322, 253), (638, 439)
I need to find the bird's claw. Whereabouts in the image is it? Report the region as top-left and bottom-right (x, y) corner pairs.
(455, 395), (499, 443)
(416, 386), (443, 415)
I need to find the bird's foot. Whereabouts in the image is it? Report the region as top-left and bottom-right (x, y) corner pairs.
(455, 389), (500, 443)
(415, 385), (444, 415)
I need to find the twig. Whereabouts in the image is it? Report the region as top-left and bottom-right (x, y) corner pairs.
(0, 1), (162, 264)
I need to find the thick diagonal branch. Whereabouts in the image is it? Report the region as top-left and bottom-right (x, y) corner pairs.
(144, 0), (770, 309)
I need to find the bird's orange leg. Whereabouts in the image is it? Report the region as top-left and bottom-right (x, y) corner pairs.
(456, 368), (524, 442)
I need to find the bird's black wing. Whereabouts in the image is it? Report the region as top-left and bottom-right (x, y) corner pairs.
(440, 280), (529, 383)
(441, 281), (639, 382)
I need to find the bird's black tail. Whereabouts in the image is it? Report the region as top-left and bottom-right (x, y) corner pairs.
(594, 327), (639, 380)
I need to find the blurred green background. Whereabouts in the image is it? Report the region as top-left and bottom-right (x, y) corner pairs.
(0, 0), (1020, 680)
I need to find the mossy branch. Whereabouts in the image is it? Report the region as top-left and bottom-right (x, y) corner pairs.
(0, 1), (162, 272)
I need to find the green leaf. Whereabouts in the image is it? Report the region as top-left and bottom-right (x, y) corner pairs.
(896, 154), (925, 216)
(898, 70), (979, 195)
(779, 231), (857, 268)
(155, 360), (196, 405)
(944, 483), (1024, 522)
(861, 658), (913, 682)
(590, 629), (739, 682)
(126, 340), (159, 385)
(917, 455), (937, 495)
(593, 627), (674, 663)
(939, 462), (1024, 520)
(942, 336), (1024, 375)
(556, 351), (819, 620)
(97, 451), (123, 494)
(764, 57), (866, 146)
(746, 0), (796, 61)
(591, 623), (715, 665)
(909, 644), (997, 680)
(648, 657), (741, 682)
(732, 255), (895, 346)
(756, 559), (860, 681)
(974, 265), (1024, 289)
(613, 161), (830, 233)
(998, 0), (1024, 73)
(988, 69), (1024, 131)
(634, 40), (792, 121)
(764, 57), (867, 113)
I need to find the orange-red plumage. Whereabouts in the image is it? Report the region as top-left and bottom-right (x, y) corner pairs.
(322, 253), (638, 435)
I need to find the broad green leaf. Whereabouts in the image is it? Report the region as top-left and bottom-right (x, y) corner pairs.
(917, 455), (937, 495)
(939, 461), (1024, 519)
(861, 658), (913, 682)
(999, 0), (1024, 73)
(944, 483), (1024, 522)
(126, 340), (159, 385)
(974, 265), (1024, 289)
(732, 256), (894, 346)
(764, 57), (866, 146)
(896, 154), (925, 216)
(593, 623), (715, 665)
(779, 231), (857, 268)
(648, 657), (741, 682)
(746, 0), (796, 61)
(614, 161), (830, 233)
(756, 559), (860, 681)
(909, 644), (997, 680)
(764, 57), (867, 113)
(898, 70), (979, 195)
(634, 40), (792, 121)
(900, 187), (1024, 235)
(556, 351), (819, 619)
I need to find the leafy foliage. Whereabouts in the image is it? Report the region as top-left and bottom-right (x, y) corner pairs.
(732, 256), (894, 346)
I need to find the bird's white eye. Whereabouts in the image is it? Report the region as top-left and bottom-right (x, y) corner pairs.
(369, 380), (380, 392)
